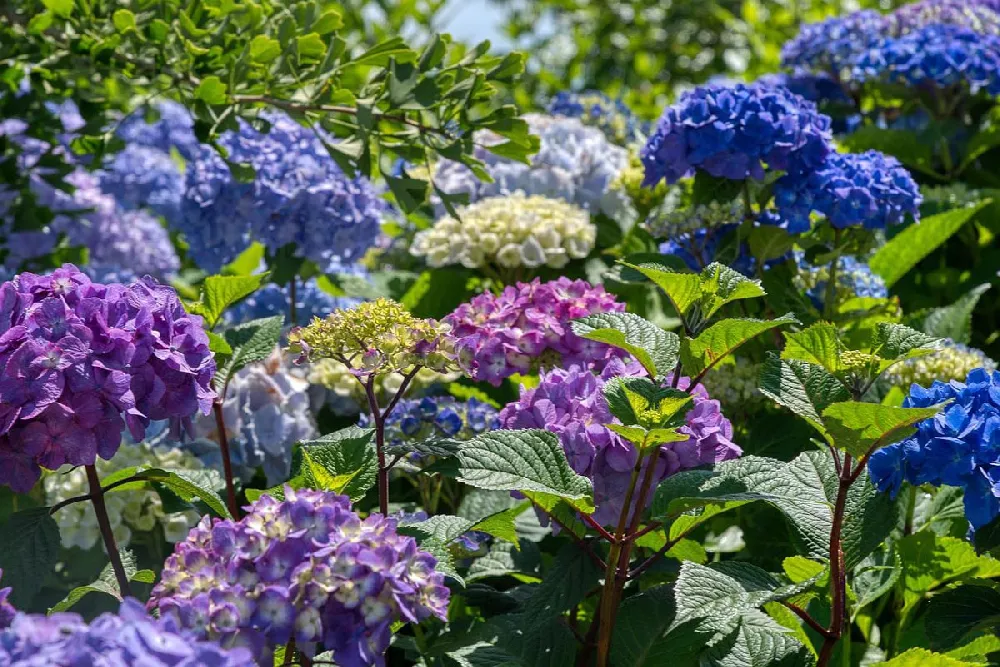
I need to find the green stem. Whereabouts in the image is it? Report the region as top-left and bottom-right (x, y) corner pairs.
(823, 228), (843, 320)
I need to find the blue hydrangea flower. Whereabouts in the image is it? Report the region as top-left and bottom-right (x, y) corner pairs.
(225, 275), (365, 328)
(757, 70), (853, 106)
(547, 90), (646, 144)
(361, 396), (500, 450)
(659, 223), (787, 276)
(795, 253), (888, 311)
(116, 100), (202, 159)
(780, 11), (887, 73)
(869, 368), (1000, 530)
(766, 150), (921, 233)
(99, 144), (185, 219)
(641, 83), (833, 186)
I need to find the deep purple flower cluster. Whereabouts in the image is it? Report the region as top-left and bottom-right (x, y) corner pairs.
(852, 23), (1000, 96)
(444, 278), (626, 386)
(767, 150), (921, 232)
(868, 368), (1000, 530)
(0, 265), (216, 493)
(0, 570), (13, 630)
(361, 396), (500, 449)
(151, 488), (449, 666)
(0, 599), (253, 666)
(887, 0), (1000, 37)
(499, 359), (740, 526)
(641, 83), (833, 186)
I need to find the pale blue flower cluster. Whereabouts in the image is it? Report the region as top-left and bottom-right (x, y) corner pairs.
(547, 90), (646, 144)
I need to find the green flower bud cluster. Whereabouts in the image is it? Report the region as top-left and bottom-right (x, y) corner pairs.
(699, 357), (764, 411)
(886, 343), (997, 390)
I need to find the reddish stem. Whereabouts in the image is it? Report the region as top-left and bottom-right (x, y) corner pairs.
(85, 465), (133, 598)
(213, 401), (241, 519)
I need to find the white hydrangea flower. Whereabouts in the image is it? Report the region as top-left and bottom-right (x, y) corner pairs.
(431, 114), (632, 224)
(886, 343), (997, 391)
(44, 443), (204, 551)
(411, 193), (596, 271)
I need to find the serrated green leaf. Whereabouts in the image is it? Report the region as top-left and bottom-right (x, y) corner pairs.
(758, 354), (850, 435)
(611, 586), (705, 667)
(873, 648), (985, 667)
(852, 545), (901, 612)
(922, 284), (991, 345)
(623, 261), (702, 316)
(0, 508), (61, 606)
(698, 263), (767, 319)
(870, 201), (991, 287)
(571, 312), (679, 378)
(925, 582), (1000, 650)
(467, 541), (542, 583)
(293, 426), (377, 502)
(456, 430), (594, 513)
(821, 401), (943, 457)
(898, 533), (1000, 615)
(469, 503), (529, 547)
(215, 316), (284, 391)
(682, 315), (796, 377)
(199, 274), (267, 328)
(48, 550), (151, 613)
(400, 515), (476, 545)
(871, 322), (942, 361)
(155, 469), (231, 519)
(782, 322), (843, 374)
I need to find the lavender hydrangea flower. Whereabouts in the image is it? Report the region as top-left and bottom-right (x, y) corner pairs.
(0, 265), (215, 493)
(225, 277), (363, 328)
(499, 359), (740, 526)
(99, 144), (185, 219)
(641, 83), (833, 186)
(116, 101), (202, 159)
(361, 396), (500, 449)
(868, 368), (1000, 530)
(0, 569), (13, 630)
(547, 90), (646, 144)
(0, 599), (253, 665)
(150, 488), (449, 666)
(767, 150), (921, 233)
(444, 278), (626, 386)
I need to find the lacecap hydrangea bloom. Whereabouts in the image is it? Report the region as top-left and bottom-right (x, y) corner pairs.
(444, 278), (625, 386)
(44, 442), (206, 550)
(547, 90), (646, 144)
(640, 82), (833, 186)
(411, 193), (595, 271)
(361, 396), (500, 449)
(0, 570), (12, 630)
(869, 368), (1000, 530)
(150, 488), (449, 665)
(308, 360), (461, 416)
(767, 150), (921, 233)
(0, 265), (215, 492)
(0, 599), (253, 666)
(170, 348), (316, 486)
(794, 253), (889, 311)
(431, 114), (632, 223)
(698, 357), (765, 412)
(289, 299), (456, 381)
(885, 343), (997, 391)
(225, 277), (363, 328)
(500, 359), (740, 526)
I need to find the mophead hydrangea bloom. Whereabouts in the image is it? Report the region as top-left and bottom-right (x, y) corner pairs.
(499, 359), (740, 525)
(444, 278), (626, 386)
(0, 265), (215, 493)
(116, 100), (202, 159)
(361, 395), (500, 449)
(640, 83), (833, 186)
(431, 114), (631, 222)
(150, 489), (450, 665)
(885, 343), (997, 391)
(547, 90), (646, 144)
(99, 144), (185, 220)
(780, 10), (887, 73)
(174, 348), (316, 486)
(411, 193), (595, 271)
(0, 570), (12, 630)
(794, 253), (889, 311)
(767, 150), (921, 233)
(289, 299), (456, 381)
(44, 442), (206, 550)
(71, 206), (181, 280)
(225, 277), (363, 328)
(869, 368), (1000, 530)
(886, 0), (1000, 37)
(0, 599), (254, 666)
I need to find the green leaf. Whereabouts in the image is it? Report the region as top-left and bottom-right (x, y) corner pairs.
(48, 550), (152, 613)
(571, 312), (680, 378)
(206, 331), (232, 357)
(782, 322), (843, 374)
(111, 9), (136, 32)
(922, 284), (992, 345)
(0, 508), (61, 606)
(400, 515), (476, 545)
(198, 274), (267, 328)
(925, 582), (1000, 651)
(517, 542), (601, 622)
(758, 354), (850, 436)
(312, 8), (343, 34)
(297, 427), (377, 502)
(821, 401), (943, 457)
(28, 11), (54, 33)
(852, 545), (901, 611)
(871, 322), (942, 361)
(41, 0), (73, 18)
(602, 377), (692, 428)
(898, 533), (1000, 615)
(467, 541), (542, 583)
(215, 316), (284, 390)
(873, 648), (985, 667)
(623, 261), (702, 317)
(194, 76), (227, 105)
(681, 315), (796, 377)
(870, 200), (991, 287)
(469, 504), (529, 547)
(296, 33), (326, 62)
(249, 35), (282, 63)
(456, 430), (594, 513)
(690, 172), (745, 206)
(611, 586), (705, 667)
(698, 263), (767, 320)
(353, 37), (415, 66)
(155, 469), (232, 519)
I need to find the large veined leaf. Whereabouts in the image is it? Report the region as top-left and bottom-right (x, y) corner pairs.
(925, 582), (1000, 651)
(214, 315), (284, 391)
(897, 533), (1000, 614)
(781, 322), (843, 374)
(571, 312), (680, 378)
(681, 315), (796, 377)
(821, 401), (943, 457)
(922, 284), (992, 345)
(190, 273), (268, 329)
(610, 586), (705, 667)
(0, 508), (61, 606)
(758, 354), (850, 435)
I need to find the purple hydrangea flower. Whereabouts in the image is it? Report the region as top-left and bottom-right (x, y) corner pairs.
(444, 278), (626, 386)
(150, 488), (449, 666)
(361, 395), (501, 449)
(0, 569), (13, 630)
(0, 265), (216, 493)
(499, 359), (740, 526)
(641, 83), (833, 186)
(868, 368), (1000, 530)
(0, 598), (253, 665)
(766, 150), (921, 233)
(780, 11), (887, 73)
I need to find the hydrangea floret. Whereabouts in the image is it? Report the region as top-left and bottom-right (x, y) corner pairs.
(547, 90), (646, 144)
(0, 599), (253, 665)
(0, 265), (216, 492)
(150, 488), (449, 666)
(411, 193), (596, 272)
(499, 359), (740, 526)
(869, 368), (1000, 530)
(885, 343), (997, 391)
(361, 396), (500, 449)
(794, 253), (889, 311)
(444, 278), (626, 386)
(0, 570), (12, 630)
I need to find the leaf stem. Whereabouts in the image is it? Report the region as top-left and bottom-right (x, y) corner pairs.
(817, 452), (853, 667)
(85, 465), (132, 598)
(213, 401), (242, 519)
(582, 514), (617, 543)
(49, 473), (157, 515)
(289, 276), (298, 326)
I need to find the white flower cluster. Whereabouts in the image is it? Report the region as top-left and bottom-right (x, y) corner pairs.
(885, 343), (997, 390)
(698, 357), (764, 411)
(431, 114), (632, 223)
(307, 360), (460, 415)
(411, 193), (596, 270)
(44, 443), (204, 550)
(645, 196), (743, 240)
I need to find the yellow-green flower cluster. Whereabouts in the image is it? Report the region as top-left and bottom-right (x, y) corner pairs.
(308, 359), (460, 406)
(613, 150), (671, 221)
(410, 193), (595, 270)
(699, 357), (764, 411)
(288, 298), (457, 379)
(885, 343), (997, 390)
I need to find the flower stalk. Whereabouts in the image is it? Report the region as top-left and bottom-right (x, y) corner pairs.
(85, 465), (132, 598)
